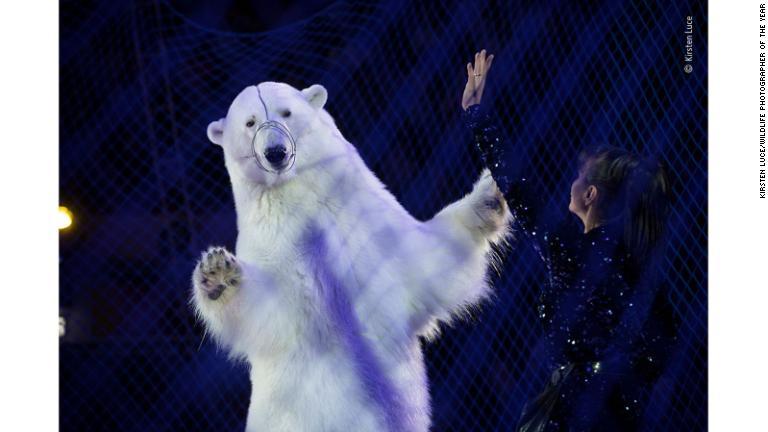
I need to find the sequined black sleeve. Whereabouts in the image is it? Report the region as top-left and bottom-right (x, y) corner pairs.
(461, 104), (554, 253)
(461, 104), (511, 193)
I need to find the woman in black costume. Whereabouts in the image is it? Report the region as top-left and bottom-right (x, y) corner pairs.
(460, 50), (677, 431)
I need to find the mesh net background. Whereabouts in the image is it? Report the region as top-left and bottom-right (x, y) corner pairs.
(60, 0), (707, 430)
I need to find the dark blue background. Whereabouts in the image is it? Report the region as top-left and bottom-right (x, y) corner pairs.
(60, 0), (707, 430)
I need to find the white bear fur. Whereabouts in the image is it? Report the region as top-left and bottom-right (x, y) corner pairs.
(192, 82), (510, 432)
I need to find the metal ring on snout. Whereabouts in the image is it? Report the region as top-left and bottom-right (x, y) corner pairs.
(251, 120), (297, 173)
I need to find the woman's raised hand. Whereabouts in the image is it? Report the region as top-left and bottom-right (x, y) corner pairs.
(461, 49), (494, 111)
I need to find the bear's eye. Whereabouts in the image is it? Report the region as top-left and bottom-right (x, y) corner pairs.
(246, 119), (255, 128)
(280, 110), (291, 118)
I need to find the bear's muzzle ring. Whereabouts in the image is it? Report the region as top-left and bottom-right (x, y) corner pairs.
(251, 120), (297, 174)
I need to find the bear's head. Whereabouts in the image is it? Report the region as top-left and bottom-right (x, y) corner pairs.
(207, 81), (344, 187)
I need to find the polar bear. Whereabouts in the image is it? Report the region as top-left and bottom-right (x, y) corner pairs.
(192, 81), (510, 432)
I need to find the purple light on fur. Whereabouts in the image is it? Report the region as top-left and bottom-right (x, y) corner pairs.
(301, 225), (408, 432)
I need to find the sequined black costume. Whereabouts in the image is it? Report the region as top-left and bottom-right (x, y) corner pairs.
(462, 105), (676, 431)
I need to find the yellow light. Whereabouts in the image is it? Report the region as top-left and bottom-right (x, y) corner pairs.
(58, 206), (73, 230)
(59, 316), (66, 338)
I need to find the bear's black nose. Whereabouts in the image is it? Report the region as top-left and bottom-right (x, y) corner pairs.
(264, 145), (288, 166)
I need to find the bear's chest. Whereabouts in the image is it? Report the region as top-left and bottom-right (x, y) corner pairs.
(239, 242), (343, 347)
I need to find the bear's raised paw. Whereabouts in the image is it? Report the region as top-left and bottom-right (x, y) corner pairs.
(194, 247), (241, 301)
(469, 169), (510, 238)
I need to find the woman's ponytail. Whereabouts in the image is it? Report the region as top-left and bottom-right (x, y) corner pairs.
(621, 157), (670, 263)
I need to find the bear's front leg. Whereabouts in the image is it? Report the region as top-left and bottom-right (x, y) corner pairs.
(450, 168), (509, 244)
(192, 246), (244, 347)
(407, 169), (511, 334)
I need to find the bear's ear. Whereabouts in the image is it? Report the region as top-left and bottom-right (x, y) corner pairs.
(302, 84), (328, 110)
(207, 118), (226, 146)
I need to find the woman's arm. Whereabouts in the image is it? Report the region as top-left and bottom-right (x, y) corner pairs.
(461, 50), (553, 254)
(461, 103), (511, 194)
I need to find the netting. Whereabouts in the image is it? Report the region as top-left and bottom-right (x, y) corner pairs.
(60, 0), (708, 430)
